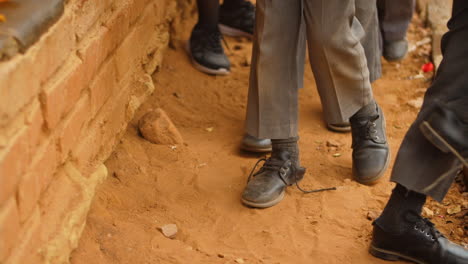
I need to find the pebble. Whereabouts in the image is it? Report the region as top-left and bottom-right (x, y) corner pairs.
(366, 210), (380, 221)
(235, 258), (245, 264)
(139, 109), (183, 145)
(422, 207), (434, 218)
(161, 224), (178, 239)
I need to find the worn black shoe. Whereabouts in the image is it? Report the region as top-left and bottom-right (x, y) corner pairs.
(241, 151), (305, 208)
(420, 105), (468, 167)
(187, 24), (230, 75)
(383, 39), (408, 62)
(219, 0), (255, 38)
(370, 211), (468, 264)
(350, 103), (390, 184)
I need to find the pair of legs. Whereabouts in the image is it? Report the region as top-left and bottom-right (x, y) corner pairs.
(188, 0), (255, 75)
(377, 0), (415, 61)
(371, 1), (468, 262)
(241, 0), (389, 208)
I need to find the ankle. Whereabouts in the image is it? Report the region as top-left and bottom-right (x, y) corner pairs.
(375, 184), (426, 233)
(271, 137), (300, 167)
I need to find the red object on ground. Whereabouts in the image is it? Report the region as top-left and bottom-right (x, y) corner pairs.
(422, 62), (434, 72)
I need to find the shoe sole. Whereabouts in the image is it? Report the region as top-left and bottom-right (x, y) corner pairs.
(185, 42), (230, 76)
(327, 123), (351, 133)
(240, 144), (272, 153)
(219, 24), (253, 39)
(420, 121), (468, 167)
(241, 190), (285, 209)
(369, 244), (426, 264)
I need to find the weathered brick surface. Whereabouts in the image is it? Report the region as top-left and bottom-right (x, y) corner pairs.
(5, 207), (42, 264)
(0, 0), (184, 262)
(16, 172), (40, 224)
(40, 55), (84, 130)
(0, 7), (75, 128)
(58, 94), (91, 162)
(0, 198), (21, 262)
(0, 127), (30, 204)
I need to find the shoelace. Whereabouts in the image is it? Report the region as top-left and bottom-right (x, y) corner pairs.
(406, 211), (443, 241)
(247, 157), (336, 194)
(365, 115), (380, 141)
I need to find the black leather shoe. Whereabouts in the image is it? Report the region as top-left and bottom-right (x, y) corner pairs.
(240, 134), (272, 153)
(420, 105), (468, 167)
(370, 212), (468, 264)
(383, 39), (408, 62)
(241, 151), (305, 208)
(187, 24), (230, 75)
(219, 0), (255, 38)
(350, 103), (390, 184)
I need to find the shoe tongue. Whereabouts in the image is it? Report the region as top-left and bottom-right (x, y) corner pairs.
(271, 150), (291, 161)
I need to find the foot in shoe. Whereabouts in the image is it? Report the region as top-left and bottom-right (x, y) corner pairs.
(241, 134), (272, 153)
(383, 39), (408, 62)
(370, 211), (468, 264)
(188, 24), (230, 75)
(241, 151), (305, 208)
(219, 0), (255, 38)
(350, 102), (390, 184)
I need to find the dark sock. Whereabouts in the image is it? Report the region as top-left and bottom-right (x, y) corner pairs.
(375, 184), (426, 233)
(196, 0), (219, 30)
(271, 137), (300, 167)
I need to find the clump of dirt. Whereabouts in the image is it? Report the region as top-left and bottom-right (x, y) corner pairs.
(70, 13), (467, 264)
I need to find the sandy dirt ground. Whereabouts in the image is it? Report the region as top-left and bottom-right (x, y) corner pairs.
(70, 14), (467, 264)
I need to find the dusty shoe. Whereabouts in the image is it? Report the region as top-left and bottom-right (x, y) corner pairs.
(187, 24), (230, 75)
(219, 0), (255, 38)
(350, 102), (390, 184)
(241, 151), (305, 208)
(383, 39), (408, 62)
(420, 105), (468, 167)
(240, 134), (272, 153)
(370, 211), (468, 263)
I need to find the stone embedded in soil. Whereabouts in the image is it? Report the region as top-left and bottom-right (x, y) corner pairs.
(422, 207), (434, 218)
(235, 258), (245, 264)
(138, 108), (183, 145)
(161, 224), (178, 239)
(407, 98), (424, 109)
(366, 210), (380, 221)
(447, 205), (462, 215)
(326, 140), (342, 148)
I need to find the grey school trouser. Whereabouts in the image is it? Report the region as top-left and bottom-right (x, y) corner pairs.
(245, 0), (380, 139)
(377, 0), (415, 42)
(391, 0), (468, 202)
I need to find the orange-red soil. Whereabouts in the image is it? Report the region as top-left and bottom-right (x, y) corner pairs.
(70, 15), (467, 264)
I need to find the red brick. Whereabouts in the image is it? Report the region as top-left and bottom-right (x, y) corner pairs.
(5, 207), (42, 264)
(30, 137), (59, 194)
(72, 0), (114, 40)
(0, 198), (21, 262)
(0, 127), (30, 204)
(40, 55), (84, 130)
(0, 8), (75, 127)
(16, 172), (39, 224)
(76, 0), (132, 88)
(89, 57), (118, 117)
(58, 95), (91, 162)
(24, 99), (45, 152)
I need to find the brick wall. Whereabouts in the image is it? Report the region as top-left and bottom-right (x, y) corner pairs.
(0, 0), (192, 263)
